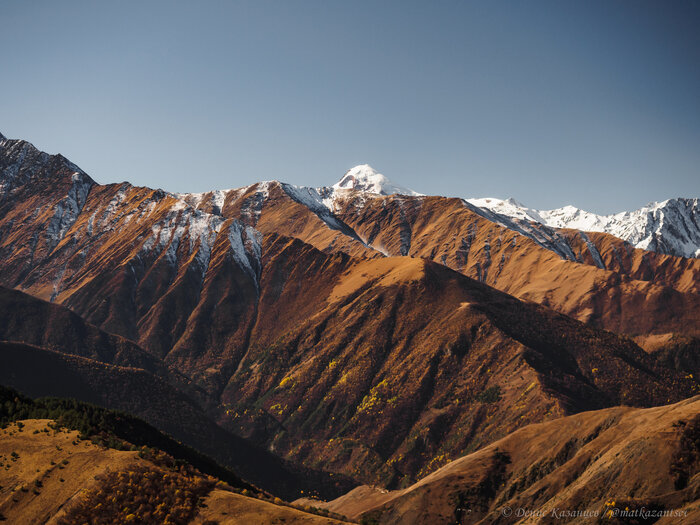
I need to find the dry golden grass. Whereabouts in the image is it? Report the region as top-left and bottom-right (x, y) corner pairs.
(193, 489), (350, 524)
(0, 419), (138, 525)
(328, 257), (425, 303)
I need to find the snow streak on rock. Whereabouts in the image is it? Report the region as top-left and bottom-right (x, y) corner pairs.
(579, 231), (606, 269)
(227, 220), (262, 288)
(462, 200), (577, 261)
(45, 172), (94, 252)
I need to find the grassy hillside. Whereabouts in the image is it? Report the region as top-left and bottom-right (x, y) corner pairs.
(0, 418), (350, 524)
(0, 384), (254, 492)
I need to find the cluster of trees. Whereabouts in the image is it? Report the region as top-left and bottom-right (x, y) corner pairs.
(57, 464), (214, 525)
(671, 414), (700, 490)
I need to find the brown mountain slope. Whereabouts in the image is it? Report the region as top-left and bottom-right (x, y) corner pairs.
(307, 395), (700, 524)
(0, 278), (356, 500)
(0, 419), (349, 525)
(192, 490), (349, 524)
(0, 419), (141, 525)
(0, 284), (218, 408)
(0, 137), (94, 284)
(559, 229), (700, 294)
(2, 160), (698, 488)
(647, 334), (700, 382)
(331, 194), (700, 339)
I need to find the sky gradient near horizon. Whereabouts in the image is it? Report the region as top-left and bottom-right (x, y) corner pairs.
(1, 1), (698, 214)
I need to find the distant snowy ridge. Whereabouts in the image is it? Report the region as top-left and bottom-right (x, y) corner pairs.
(172, 164), (418, 255)
(467, 197), (700, 259)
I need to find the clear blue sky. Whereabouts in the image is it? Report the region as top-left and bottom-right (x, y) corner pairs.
(1, 1), (698, 214)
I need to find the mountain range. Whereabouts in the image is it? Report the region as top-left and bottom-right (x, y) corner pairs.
(467, 194), (700, 259)
(0, 131), (698, 523)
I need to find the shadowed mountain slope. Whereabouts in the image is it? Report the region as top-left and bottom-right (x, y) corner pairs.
(0, 339), (355, 500)
(0, 285), (186, 383)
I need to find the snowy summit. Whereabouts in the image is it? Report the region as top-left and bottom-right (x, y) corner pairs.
(333, 165), (422, 196)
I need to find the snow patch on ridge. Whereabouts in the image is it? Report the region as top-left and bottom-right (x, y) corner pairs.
(466, 197), (545, 224)
(138, 201), (222, 277)
(280, 182), (375, 250)
(176, 189), (229, 214)
(134, 194), (263, 285)
(579, 231), (606, 269)
(238, 181), (274, 225)
(0, 138), (51, 196)
(281, 183), (345, 230)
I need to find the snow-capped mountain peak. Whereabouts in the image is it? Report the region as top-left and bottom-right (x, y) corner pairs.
(332, 164), (422, 196)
